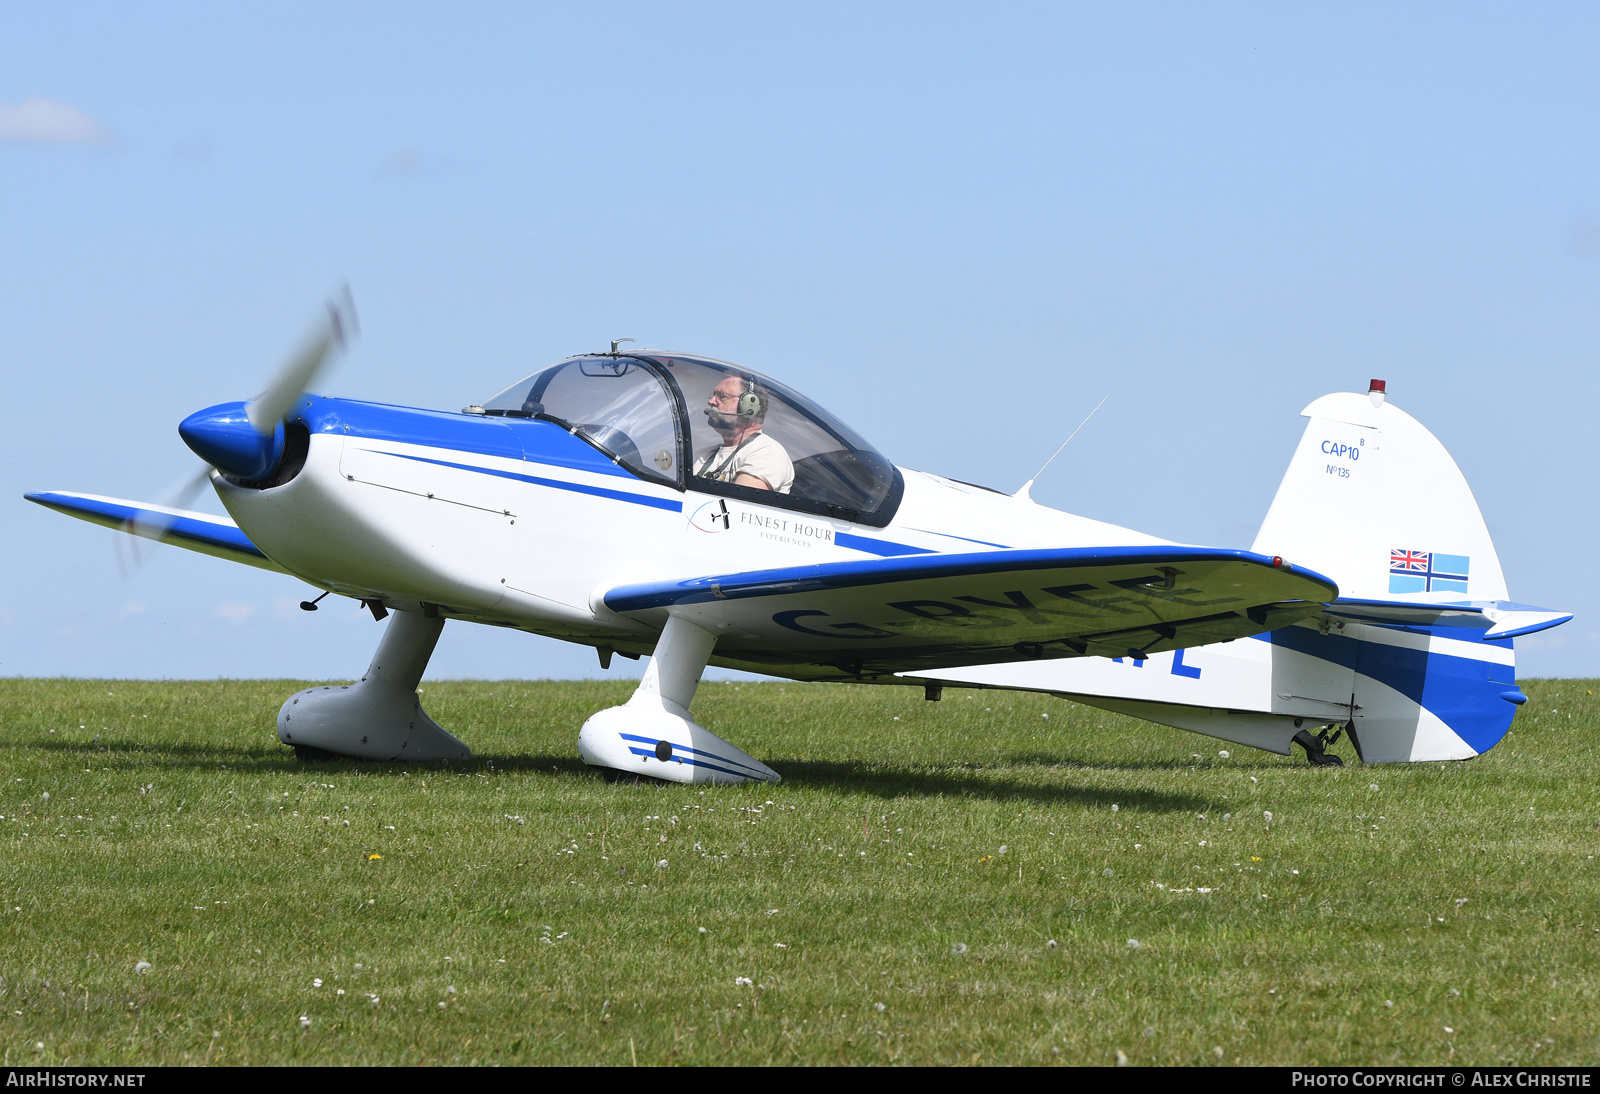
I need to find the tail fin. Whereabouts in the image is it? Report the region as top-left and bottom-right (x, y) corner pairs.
(919, 386), (1569, 763)
(1250, 390), (1506, 602)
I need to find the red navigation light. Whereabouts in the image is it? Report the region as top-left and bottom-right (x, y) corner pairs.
(1369, 379), (1387, 393)
(1271, 556), (1284, 568)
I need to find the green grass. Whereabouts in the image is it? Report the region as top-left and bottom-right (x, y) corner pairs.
(0, 677), (1596, 1066)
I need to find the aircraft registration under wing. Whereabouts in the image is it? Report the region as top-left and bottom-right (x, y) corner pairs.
(602, 545), (1338, 677)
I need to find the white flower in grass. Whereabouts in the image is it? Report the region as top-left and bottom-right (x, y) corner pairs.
(1046, 939), (1058, 949)
(1126, 938), (1140, 949)
(656, 859), (668, 869)
(735, 976), (753, 987)
(1263, 811), (1273, 823)
(874, 1002), (886, 1012)
(336, 989), (344, 996)
(998, 846), (1008, 855)
(1218, 751), (1230, 759)
(1214, 1046), (1224, 1058)
(299, 1015), (310, 1029)
(951, 943), (968, 955)
(133, 961), (151, 975)
(1110, 804), (1119, 813)
(313, 978), (322, 988)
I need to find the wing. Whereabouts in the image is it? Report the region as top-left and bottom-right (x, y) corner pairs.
(25, 491), (287, 573)
(604, 545), (1338, 676)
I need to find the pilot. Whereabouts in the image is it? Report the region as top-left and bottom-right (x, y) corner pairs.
(695, 373), (794, 493)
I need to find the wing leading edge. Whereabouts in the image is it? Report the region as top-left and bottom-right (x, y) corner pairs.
(25, 491), (286, 573)
(604, 546), (1338, 676)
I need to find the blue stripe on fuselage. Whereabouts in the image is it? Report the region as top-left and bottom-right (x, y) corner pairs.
(369, 450), (683, 513)
(297, 397), (634, 478)
(835, 532), (934, 556)
(1255, 624), (1516, 754)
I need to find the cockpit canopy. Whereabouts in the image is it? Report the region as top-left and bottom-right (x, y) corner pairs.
(481, 353), (902, 525)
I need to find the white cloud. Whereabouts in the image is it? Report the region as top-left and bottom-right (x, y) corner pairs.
(214, 602), (255, 623)
(0, 97), (111, 144)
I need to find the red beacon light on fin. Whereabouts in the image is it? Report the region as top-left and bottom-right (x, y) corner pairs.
(1369, 378), (1387, 408)
(1271, 556), (1285, 568)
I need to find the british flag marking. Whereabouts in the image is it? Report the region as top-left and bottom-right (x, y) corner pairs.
(1389, 549), (1469, 594)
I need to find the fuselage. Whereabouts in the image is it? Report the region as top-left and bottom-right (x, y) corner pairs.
(215, 394), (1171, 678)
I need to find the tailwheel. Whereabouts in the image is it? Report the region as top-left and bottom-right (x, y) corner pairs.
(1292, 723), (1347, 767)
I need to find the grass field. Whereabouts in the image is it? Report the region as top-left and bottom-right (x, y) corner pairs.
(0, 676), (1596, 1066)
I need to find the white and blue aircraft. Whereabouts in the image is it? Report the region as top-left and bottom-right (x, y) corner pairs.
(26, 308), (1572, 781)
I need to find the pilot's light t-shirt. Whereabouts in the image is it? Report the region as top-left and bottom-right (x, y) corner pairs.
(694, 432), (794, 494)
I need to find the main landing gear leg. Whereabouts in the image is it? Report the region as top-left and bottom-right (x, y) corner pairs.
(278, 607), (471, 762)
(579, 615), (780, 785)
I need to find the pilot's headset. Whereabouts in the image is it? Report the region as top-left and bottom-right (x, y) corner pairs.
(733, 373), (766, 420)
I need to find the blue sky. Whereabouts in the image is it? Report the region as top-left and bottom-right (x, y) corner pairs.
(3, 2), (1598, 682)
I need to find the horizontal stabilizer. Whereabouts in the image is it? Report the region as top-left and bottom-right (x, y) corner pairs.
(604, 545), (1337, 675)
(24, 490), (286, 573)
(1326, 598), (1572, 641)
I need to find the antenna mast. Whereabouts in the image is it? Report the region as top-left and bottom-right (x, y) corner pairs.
(1014, 395), (1108, 501)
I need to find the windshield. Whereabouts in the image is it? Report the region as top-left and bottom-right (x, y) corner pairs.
(645, 355), (898, 521)
(482, 357), (681, 486)
(483, 352), (901, 523)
